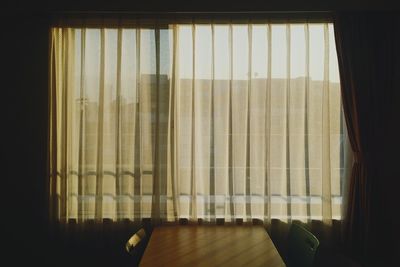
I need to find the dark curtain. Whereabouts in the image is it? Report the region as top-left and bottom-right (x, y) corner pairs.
(334, 12), (400, 266)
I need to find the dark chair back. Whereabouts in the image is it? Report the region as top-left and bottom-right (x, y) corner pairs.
(125, 227), (148, 266)
(126, 228), (146, 254)
(287, 223), (320, 267)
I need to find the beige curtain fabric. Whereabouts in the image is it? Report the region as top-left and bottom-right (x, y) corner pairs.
(49, 23), (350, 224)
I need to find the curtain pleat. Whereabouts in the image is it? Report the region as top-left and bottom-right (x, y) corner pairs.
(228, 23), (235, 222)
(264, 24), (272, 225)
(321, 24), (332, 225)
(245, 23), (252, 221)
(134, 28), (142, 221)
(94, 28), (105, 221)
(150, 27), (161, 221)
(60, 28), (69, 222)
(285, 24), (292, 222)
(77, 28), (86, 223)
(49, 30), (58, 221)
(170, 25), (179, 221)
(115, 28), (122, 220)
(209, 23), (216, 222)
(190, 24), (197, 220)
(50, 22), (349, 225)
(304, 23), (311, 222)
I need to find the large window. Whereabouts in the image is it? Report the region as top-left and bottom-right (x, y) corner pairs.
(49, 22), (351, 223)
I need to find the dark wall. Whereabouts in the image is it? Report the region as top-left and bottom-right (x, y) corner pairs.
(5, 0), (400, 13)
(4, 13), (49, 266)
(4, 1), (400, 266)
(369, 48), (400, 265)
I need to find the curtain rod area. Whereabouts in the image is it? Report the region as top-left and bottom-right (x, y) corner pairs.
(50, 11), (333, 26)
(51, 10), (332, 14)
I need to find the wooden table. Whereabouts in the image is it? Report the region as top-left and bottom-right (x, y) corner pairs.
(140, 225), (286, 267)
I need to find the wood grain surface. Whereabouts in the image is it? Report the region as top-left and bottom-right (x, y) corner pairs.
(140, 225), (286, 267)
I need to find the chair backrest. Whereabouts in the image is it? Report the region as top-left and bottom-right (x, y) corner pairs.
(125, 228), (146, 254)
(287, 223), (320, 267)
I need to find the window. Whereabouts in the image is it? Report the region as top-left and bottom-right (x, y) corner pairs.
(49, 22), (350, 223)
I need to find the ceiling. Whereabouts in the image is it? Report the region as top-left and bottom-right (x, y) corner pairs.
(5, 0), (400, 14)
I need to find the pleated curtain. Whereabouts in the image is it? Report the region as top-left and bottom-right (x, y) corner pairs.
(49, 22), (351, 224)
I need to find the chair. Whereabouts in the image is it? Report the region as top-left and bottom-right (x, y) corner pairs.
(286, 223), (320, 267)
(125, 227), (147, 266)
(125, 228), (146, 254)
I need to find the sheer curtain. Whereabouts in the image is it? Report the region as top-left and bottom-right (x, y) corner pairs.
(49, 22), (350, 225)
